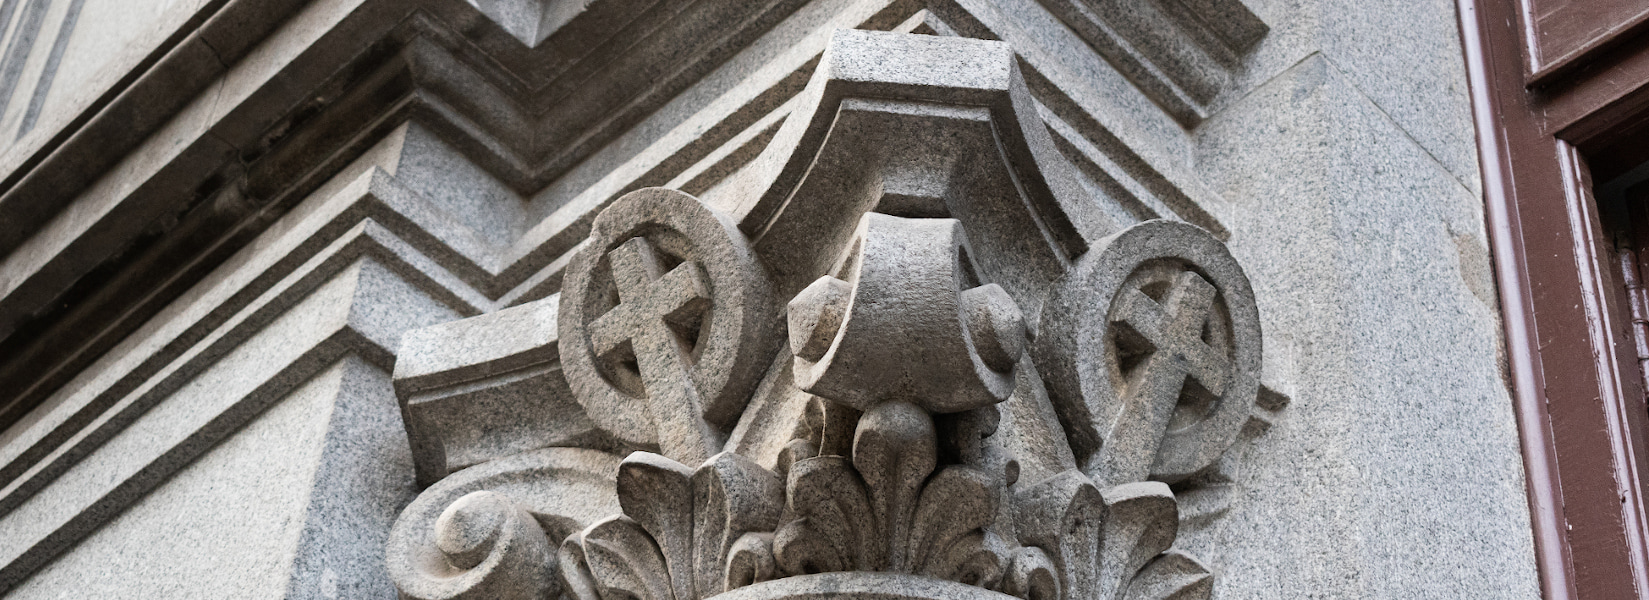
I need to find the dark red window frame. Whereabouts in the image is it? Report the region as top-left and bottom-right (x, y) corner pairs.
(1460, 0), (1649, 597)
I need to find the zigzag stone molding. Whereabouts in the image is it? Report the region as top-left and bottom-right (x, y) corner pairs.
(386, 31), (1281, 600)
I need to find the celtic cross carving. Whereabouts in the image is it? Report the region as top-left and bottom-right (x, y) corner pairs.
(587, 235), (719, 464)
(559, 188), (778, 466)
(1036, 220), (1262, 488)
(1099, 267), (1234, 486)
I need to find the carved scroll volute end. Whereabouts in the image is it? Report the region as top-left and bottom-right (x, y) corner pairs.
(390, 490), (557, 600)
(962, 283), (1026, 374)
(788, 276), (852, 365)
(788, 274), (853, 401)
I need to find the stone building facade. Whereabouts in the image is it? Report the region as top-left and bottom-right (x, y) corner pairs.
(0, 0), (1542, 598)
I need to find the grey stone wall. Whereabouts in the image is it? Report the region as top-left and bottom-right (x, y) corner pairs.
(0, 0), (1537, 597)
(1187, 2), (1537, 596)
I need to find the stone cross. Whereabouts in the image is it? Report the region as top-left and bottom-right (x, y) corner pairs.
(588, 236), (719, 466)
(1094, 269), (1233, 486)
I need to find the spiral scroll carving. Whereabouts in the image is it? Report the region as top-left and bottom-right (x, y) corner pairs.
(386, 448), (623, 600)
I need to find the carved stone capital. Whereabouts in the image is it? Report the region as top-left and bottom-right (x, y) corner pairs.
(388, 29), (1278, 600)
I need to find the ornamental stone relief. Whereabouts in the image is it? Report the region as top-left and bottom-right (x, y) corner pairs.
(386, 29), (1280, 600)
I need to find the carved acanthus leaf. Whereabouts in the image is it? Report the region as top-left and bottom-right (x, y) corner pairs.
(772, 400), (1008, 584)
(1124, 551), (1215, 600)
(574, 516), (675, 600)
(562, 450), (787, 600)
(1098, 483), (1182, 600)
(1015, 469), (1105, 598)
(773, 455), (880, 574)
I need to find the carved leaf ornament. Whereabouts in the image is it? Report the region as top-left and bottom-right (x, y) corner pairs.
(388, 30), (1268, 600)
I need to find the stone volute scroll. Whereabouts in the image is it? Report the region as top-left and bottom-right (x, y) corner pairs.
(385, 28), (1283, 600)
(789, 213), (1021, 413)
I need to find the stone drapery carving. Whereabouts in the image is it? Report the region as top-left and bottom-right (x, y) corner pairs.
(387, 30), (1277, 600)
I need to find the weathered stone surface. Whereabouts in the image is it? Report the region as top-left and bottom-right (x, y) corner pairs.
(1032, 0), (1265, 124)
(0, 0), (810, 439)
(0, 256), (461, 593)
(8, 357), (413, 599)
(1187, 53), (1538, 598)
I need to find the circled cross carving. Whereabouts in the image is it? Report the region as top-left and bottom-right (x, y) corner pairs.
(1034, 220), (1261, 487)
(1113, 270), (1232, 403)
(560, 188), (777, 467)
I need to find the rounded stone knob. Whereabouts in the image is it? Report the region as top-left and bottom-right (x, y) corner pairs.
(435, 491), (511, 570)
(961, 284), (1025, 372)
(788, 276), (852, 361)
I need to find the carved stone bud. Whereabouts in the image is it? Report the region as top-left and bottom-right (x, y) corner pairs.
(788, 276), (852, 361)
(961, 283), (1025, 372)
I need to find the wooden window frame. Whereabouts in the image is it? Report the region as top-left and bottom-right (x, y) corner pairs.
(1460, 1), (1649, 597)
